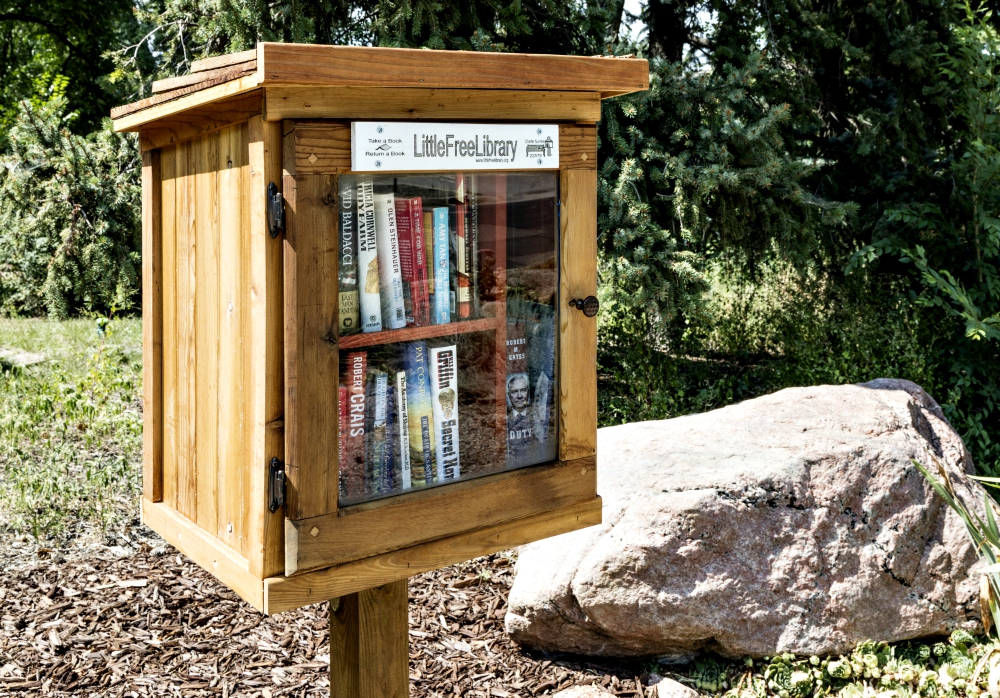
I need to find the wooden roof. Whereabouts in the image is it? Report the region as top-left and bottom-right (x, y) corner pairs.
(111, 43), (648, 132)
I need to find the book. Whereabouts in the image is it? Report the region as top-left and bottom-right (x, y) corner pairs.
(338, 384), (347, 500)
(403, 341), (435, 487)
(357, 179), (382, 333)
(468, 176), (480, 318)
(432, 207), (450, 324)
(505, 300), (558, 468)
(430, 344), (460, 482)
(374, 192), (407, 330)
(337, 178), (360, 335)
(424, 210), (435, 310)
(384, 384), (396, 495)
(395, 197), (430, 326)
(342, 351), (368, 500)
(454, 179), (471, 319)
(505, 320), (532, 463)
(396, 370), (412, 490)
(368, 369), (389, 495)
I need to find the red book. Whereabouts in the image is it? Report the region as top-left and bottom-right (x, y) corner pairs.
(342, 352), (368, 500)
(395, 196), (431, 326)
(455, 175), (471, 319)
(395, 197), (417, 326)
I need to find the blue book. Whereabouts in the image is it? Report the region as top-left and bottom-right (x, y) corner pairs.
(403, 341), (435, 487)
(433, 207), (450, 324)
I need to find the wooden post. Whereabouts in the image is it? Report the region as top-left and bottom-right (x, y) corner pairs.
(330, 579), (410, 698)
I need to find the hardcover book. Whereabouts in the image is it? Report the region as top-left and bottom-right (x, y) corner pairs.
(424, 210), (435, 311)
(395, 196), (431, 327)
(368, 369), (389, 495)
(337, 178), (360, 335)
(467, 176), (481, 318)
(429, 344), (460, 482)
(432, 207), (450, 324)
(342, 351), (368, 500)
(454, 177), (471, 319)
(383, 383), (396, 495)
(374, 192), (407, 330)
(403, 341), (435, 487)
(505, 300), (558, 468)
(357, 179), (382, 333)
(395, 370), (412, 490)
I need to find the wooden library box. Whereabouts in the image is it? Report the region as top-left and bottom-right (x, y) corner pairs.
(112, 44), (649, 614)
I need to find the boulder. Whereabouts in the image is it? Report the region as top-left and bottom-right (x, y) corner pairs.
(648, 676), (699, 698)
(506, 380), (986, 658)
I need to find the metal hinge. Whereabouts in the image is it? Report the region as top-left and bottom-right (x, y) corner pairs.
(267, 182), (284, 238)
(268, 457), (286, 513)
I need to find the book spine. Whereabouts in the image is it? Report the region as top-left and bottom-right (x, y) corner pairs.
(423, 210), (435, 316)
(343, 352), (367, 500)
(338, 178), (360, 335)
(395, 197), (416, 326)
(430, 344), (460, 482)
(410, 198), (430, 326)
(357, 179), (382, 333)
(338, 384), (347, 500)
(433, 207), (450, 324)
(396, 370), (412, 490)
(468, 176), (480, 319)
(384, 384), (396, 494)
(456, 196), (470, 319)
(374, 192), (407, 330)
(403, 341), (435, 487)
(369, 370), (388, 495)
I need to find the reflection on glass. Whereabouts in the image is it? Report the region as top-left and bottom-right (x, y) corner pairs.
(337, 172), (558, 506)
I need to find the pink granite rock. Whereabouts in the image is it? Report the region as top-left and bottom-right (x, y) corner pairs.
(506, 380), (985, 658)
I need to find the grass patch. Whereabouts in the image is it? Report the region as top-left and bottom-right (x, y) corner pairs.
(0, 316), (142, 546)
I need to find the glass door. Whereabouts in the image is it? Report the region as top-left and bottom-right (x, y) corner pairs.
(335, 172), (559, 506)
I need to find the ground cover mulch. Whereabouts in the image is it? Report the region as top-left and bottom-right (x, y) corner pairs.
(0, 544), (651, 698)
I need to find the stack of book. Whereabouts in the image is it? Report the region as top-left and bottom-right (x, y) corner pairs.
(338, 340), (463, 502)
(338, 175), (481, 336)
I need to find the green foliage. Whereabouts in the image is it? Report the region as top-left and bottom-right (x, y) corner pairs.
(0, 317), (142, 544)
(0, 97), (141, 318)
(0, 0), (144, 140)
(599, 262), (939, 426)
(848, 3), (1000, 474)
(109, 0), (611, 99)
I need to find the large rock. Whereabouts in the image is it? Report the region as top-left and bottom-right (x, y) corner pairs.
(506, 380), (986, 658)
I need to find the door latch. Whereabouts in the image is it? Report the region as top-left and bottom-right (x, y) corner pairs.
(569, 296), (600, 317)
(267, 183), (284, 238)
(268, 457), (285, 513)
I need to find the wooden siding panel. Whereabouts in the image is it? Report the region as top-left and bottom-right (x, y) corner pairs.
(142, 150), (163, 503)
(217, 123), (248, 551)
(175, 140), (199, 520)
(195, 133), (221, 533)
(160, 147), (178, 509)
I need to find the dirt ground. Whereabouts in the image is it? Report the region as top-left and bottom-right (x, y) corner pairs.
(0, 542), (652, 697)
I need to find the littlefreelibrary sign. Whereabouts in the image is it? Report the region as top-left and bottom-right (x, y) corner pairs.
(351, 122), (560, 172)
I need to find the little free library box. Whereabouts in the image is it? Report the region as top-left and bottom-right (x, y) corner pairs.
(113, 44), (649, 616)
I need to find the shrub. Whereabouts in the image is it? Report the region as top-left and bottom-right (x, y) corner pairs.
(0, 97), (141, 318)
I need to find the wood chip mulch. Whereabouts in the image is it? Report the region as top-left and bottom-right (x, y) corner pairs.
(0, 543), (650, 698)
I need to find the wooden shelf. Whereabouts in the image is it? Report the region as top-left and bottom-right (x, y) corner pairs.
(337, 316), (499, 349)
